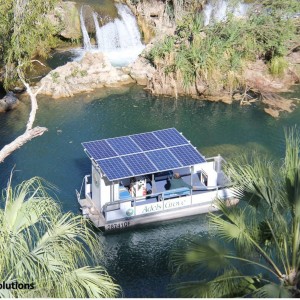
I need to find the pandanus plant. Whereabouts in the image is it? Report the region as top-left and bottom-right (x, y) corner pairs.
(170, 128), (300, 297)
(0, 176), (121, 297)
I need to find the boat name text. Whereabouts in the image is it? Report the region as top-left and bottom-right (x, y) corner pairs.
(141, 197), (190, 214)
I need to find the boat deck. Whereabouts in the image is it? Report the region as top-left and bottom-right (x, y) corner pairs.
(78, 198), (106, 227)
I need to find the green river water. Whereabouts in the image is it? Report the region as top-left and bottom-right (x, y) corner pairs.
(0, 83), (300, 296)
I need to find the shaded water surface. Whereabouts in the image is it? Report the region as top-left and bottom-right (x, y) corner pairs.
(0, 84), (300, 296)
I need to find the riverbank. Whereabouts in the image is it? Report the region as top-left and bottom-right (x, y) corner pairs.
(39, 0), (300, 118)
(1, 0), (299, 119)
(123, 0), (300, 117)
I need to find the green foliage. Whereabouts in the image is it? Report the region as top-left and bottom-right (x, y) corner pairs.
(0, 177), (121, 298)
(268, 56), (288, 77)
(147, 0), (299, 94)
(50, 71), (60, 82)
(80, 69), (88, 77)
(170, 128), (300, 297)
(0, 0), (61, 89)
(148, 36), (176, 65)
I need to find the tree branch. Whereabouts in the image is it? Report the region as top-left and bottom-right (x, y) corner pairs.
(0, 68), (48, 163)
(0, 127), (48, 163)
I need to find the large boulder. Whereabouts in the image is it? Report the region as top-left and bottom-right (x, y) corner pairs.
(38, 52), (134, 98)
(0, 92), (19, 112)
(123, 56), (156, 85)
(49, 1), (81, 40)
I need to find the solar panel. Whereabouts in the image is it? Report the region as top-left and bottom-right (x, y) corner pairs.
(169, 145), (206, 166)
(122, 153), (157, 176)
(131, 132), (165, 151)
(97, 157), (133, 181)
(107, 136), (142, 155)
(146, 149), (182, 170)
(82, 140), (117, 160)
(154, 128), (189, 147)
(82, 128), (207, 181)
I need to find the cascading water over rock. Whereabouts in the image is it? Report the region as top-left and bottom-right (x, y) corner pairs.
(80, 6), (92, 51)
(203, 0), (249, 26)
(79, 3), (145, 66)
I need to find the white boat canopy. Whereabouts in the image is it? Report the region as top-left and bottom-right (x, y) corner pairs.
(82, 128), (206, 181)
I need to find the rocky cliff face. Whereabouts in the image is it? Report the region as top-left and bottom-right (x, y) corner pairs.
(144, 53), (299, 116)
(48, 1), (82, 40)
(121, 0), (175, 40)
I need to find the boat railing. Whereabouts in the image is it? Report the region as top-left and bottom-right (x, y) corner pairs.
(193, 185), (220, 191)
(102, 184), (228, 219)
(76, 175), (89, 200)
(205, 154), (227, 173)
(76, 175), (92, 202)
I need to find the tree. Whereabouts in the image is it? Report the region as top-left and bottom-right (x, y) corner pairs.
(0, 0), (61, 162)
(0, 66), (48, 163)
(170, 128), (300, 297)
(0, 0), (60, 89)
(0, 176), (121, 297)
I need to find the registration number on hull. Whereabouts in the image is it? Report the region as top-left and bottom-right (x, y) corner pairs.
(106, 221), (130, 231)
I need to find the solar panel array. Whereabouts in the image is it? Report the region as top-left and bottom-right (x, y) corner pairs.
(82, 128), (206, 181)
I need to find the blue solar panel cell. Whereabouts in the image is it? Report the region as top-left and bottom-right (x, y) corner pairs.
(169, 145), (205, 166)
(146, 149), (182, 171)
(107, 136), (142, 155)
(82, 140), (117, 160)
(154, 128), (189, 147)
(82, 128), (206, 181)
(131, 132), (165, 151)
(122, 153), (157, 176)
(97, 157), (133, 181)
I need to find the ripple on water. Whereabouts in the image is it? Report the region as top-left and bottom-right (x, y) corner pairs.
(103, 214), (210, 297)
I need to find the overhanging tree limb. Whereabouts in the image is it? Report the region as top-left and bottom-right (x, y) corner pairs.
(0, 65), (47, 163)
(0, 127), (47, 163)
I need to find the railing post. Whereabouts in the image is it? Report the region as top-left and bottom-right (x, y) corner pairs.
(217, 154), (221, 172)
(134, 198), (136, 216)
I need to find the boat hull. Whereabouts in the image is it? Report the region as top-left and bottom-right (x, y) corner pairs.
(78, 195), (238, 232)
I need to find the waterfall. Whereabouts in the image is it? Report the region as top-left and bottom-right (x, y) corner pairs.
(203, 3), (213, 26)
(115, 4), (144, 49)
(93, 3), (145, 66)
(93, 12), (104, 49)
(203, 0), (249, 26)
(80, 6), (92, 51)
(79, 3), (144, 66)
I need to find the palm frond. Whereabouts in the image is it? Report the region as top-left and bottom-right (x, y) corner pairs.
(283, 127), (300, 214)
(225, 153), (284, 211)
(210, 201), (258, 253)
(170, 237), (229, 275)
(170, 127), (300, 297)
(253, 283), (292, 298)
(0, 177), (120, 297)
(169, 280), (209, 298)
(171, 267), (259, 297)
(53, 266), (121, 298)
(3, 177), (59, 233)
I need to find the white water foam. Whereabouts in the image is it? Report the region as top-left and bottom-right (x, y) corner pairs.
(80, 6), (92, 51)
(203, 0), (249, 26)
(78, 3), (145, 67)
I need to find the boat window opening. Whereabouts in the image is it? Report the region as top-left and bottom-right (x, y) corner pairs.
(200, 171), (208, 186)
(104, 202), (120, 211)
